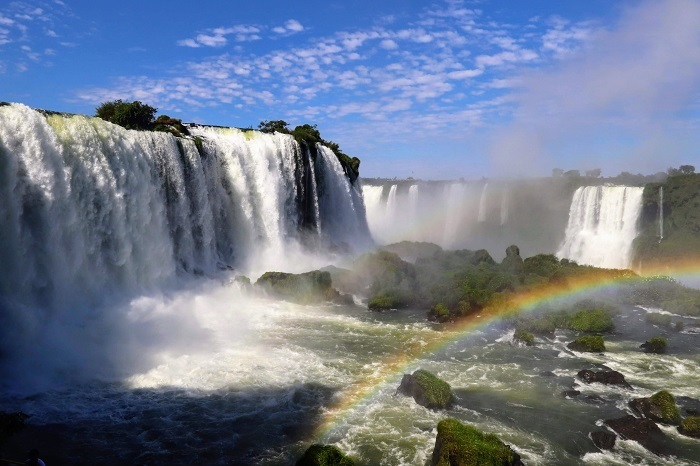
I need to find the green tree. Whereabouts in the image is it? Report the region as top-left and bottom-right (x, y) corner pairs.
(258, 120), (290, 133)
(95, 100), (157, 130)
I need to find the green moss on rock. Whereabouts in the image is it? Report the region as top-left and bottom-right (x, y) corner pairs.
(641, 336), (667, 354)
(564, 309), (614, 333)
(513, 330), (534, 346)
(296, 444), (354, 466)
(398, 369), (455, 409)
(567, 335), (606, 352)
(650, 391), (681, 424)
(431, 418), (523, 466)
(255, 270), (340, 304)
(678, 416), (700, 438)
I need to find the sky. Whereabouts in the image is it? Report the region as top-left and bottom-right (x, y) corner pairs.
(1, 0), (699, 179)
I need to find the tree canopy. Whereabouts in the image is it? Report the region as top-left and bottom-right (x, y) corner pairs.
(95, 100), (157, 130)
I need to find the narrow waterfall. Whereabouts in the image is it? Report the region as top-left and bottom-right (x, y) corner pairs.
(0, 103), (371, 334)
(477, 183), (488, 222)
(500, 188), (509, 226)
(659, 186), (664, 241)
(557, 186), (644, 269)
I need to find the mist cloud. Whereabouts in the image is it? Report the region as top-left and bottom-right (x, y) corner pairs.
(490, 0), (700, 176)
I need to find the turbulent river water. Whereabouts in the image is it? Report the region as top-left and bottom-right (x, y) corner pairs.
(3, 278), (699, 465)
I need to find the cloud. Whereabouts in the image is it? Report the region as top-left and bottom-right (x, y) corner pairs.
(178, 24), (262, 48)
(489, 0), (700, 175)
(273, 19), (304, 34)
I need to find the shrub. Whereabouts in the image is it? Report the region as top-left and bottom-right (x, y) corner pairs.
(567, 335), (606, 352)
(513, 330), (534, 346)
(431, 418), (522, 466)
(565, 309), (614, 332)
(95, 99), (157, 130)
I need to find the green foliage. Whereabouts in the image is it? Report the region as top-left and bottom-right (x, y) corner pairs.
(152, 114), (190, 137)
(95, 99), (157, 130)
(428, 303), (451, 322)
(563, 309), (614, 332)
(255, 270), (338, 304)
(513, 330), (534, 346)
(368, 294), (408, 311)
(296, 444), (354, 466)
(411, 369), (455, 409)
(641, 336), (667, 354)
(259, 120), (290, 134)
(649, 391), (681, 424)
(646, 312), (673, 327)
(568, 335), (606, 352)
(679, 417), (700, 438)
(432, 418), (521, 466)
(624, 276), (700, 317)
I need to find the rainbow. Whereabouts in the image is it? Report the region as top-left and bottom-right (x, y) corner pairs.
(311, 258), (700, 441)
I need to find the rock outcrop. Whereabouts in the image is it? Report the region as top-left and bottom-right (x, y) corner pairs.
(397, 369), (455, 410)
(629, 391), (681, 425)
(430, 418), (523, 466)
(604, 415), (669, 455)
(577, 370), (632, 389)
(296, 444), (354, 466)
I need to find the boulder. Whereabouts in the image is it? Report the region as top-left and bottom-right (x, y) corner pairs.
(590, 431), (616, 450)
(629, 391), (681, 425)
(513, 330), (534, 346)
(397, 369), (455, 410)
(296, 444), (354, 466)
(431, 418), (523, 466)
(640, 336), (667, 354)
(604, 415), (669, 455)
(567, 336), (605, 352)
(255, 270), (343, 304)
(577, 370), (632, 389)
(678, 416), (700, 438)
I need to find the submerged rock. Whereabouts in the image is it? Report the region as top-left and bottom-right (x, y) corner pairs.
(397, 369), (455, 410)
(590, 431), (616, 450)
(296, 444), (354, 466)
(629, 391), (681, 425)
(430, 418), (523, 466)
(577, 370), (632, 389)
(640, 336), (667, 354)
(604, 415), (669, 455)
(567, 335), (606, 352)
(678, 416), (700, 438)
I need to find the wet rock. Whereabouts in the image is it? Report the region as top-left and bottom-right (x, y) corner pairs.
(629, 391), (681, 425)
(604, 415), (669, 455)
(562, 390), (581, 398)
(677, 396), (700, 416)
(539, 371), (556, 377)
(590, 431), (616, 450)
(678, 417), (700, 438)
(640, 336), (667, 354)
(397, 369), (455, 410)
(296, 444), (354, 466)
(431, 418), (524, 466)
(577, 369), (632, 389)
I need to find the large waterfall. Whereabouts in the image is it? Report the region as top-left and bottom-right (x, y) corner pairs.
(0, 103), (370, 383)
(556, 186), (643, 269)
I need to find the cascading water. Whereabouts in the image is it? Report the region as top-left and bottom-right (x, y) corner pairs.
(500, 188), (509, 225)
(477, 183), (488, 223)
(659, 186), (664, 241)
(0, 103), (371, 385)
(556, 186), (644, 269)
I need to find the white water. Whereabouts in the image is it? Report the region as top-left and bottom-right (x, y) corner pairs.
(477, 183), (488, 223)
(0, 103), (371, 386)
(660, 186), (664, 241)
(557, 186), (644, 269)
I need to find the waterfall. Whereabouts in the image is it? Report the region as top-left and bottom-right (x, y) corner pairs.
(557, 186), (643, 269)
(477, 183), (488, 222)
(0, 103), (371, 328)
(500, 188), (509, 226)
(659, 186), (664, 241)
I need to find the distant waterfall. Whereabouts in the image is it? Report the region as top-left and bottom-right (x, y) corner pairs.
(500, 188), (509, 225)
(0, 104), (371, 313)
(557, 186), (643, 269)
(659, 186), (664, 241)
(477, 183), (488, 223)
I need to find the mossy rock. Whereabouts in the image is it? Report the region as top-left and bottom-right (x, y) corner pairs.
(255, 270), (340, 304)
(296, 444), (354, 466)
(567, 335), (605, 352)
(513, 330), (534, 346)
(368, 294), (407, 311)
(428, 303), (451, 322)
(640, 336), (667, 354)
(431, 418), (523, 466)
(564, 309), (614, 333)
(678, 416), (700, 438)
(630, 390), (681, 425)
(397, 369), (455, 410)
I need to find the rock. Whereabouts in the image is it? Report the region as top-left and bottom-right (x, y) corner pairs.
(513, 330), (534, 346)
(590, 431), (616, 450)
(562, 390), (581, 398)
(255, 270), (341, 304)
(397, 369), (455, 410)
(640, 336), (667, 354)
(295, 444), (354, 466)
(604, 415), (669, 455)
(430, 418), (523, 466)
(629, 391), (681, 425)
(568, 336), (606, 352)
(677, 396), (700, 416)
(379, 241), (442, 263)
(539, 371), (556, 377)
(678, 416), (700, 438)
(501, 245), (524, 274)
(577, 370), (632, 389)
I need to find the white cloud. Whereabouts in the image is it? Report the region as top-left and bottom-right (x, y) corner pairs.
(273, 19), (304, 35)
(380, 39), (398, 50)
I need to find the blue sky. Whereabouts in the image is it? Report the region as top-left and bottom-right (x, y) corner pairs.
(1, 0), (699, 179)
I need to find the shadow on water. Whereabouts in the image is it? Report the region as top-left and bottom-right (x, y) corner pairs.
(3, 382), (338, 466)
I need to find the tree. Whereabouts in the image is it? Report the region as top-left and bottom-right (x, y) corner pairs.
(564, 169), (581, 177)
(95, 100), (157, 130)
(258, 120), (290, 133)
(679, 165), (696, 175)
(552, 168), (564, 178)
(585, 168), (602, 178)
